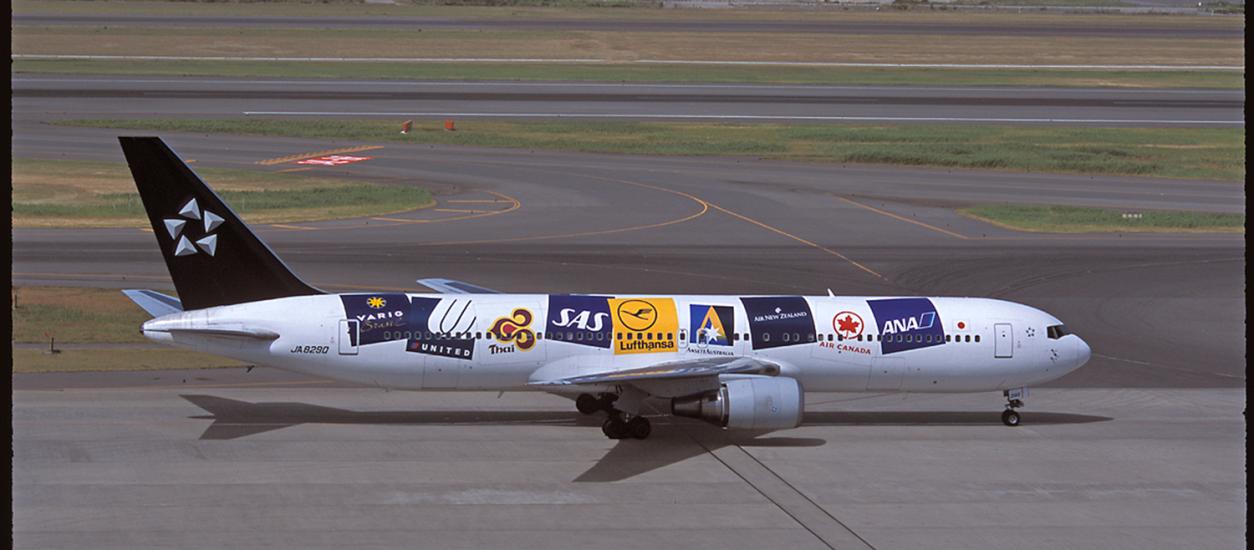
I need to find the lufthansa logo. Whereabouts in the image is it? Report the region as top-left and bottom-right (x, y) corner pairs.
(616, 299), (657, 331)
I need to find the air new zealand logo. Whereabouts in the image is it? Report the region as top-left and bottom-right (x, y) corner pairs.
(163, 198), (224, 257)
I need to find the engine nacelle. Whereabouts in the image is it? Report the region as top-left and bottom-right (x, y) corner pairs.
(671, 376), (804, 430)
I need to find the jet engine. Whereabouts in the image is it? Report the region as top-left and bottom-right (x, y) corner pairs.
(671, 376), (804, 430)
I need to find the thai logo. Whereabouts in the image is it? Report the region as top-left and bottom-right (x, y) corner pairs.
(366, 296), (387, 309)
(833, 311), (864, 339)
(164, 197), (224, 257)
(490, 308), (536, 351)
(689, 305), (734, 347)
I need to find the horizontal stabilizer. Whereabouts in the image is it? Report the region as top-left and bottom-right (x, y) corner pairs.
(417, 278), (501, 294)
(159, 326), (281, 340)
(531, 356), (778, 386)
(122, 289), (184, 318)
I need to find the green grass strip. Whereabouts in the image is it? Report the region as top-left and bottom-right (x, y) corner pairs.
(56, 118), (1246, 181)
(13, 60), (1246, 89)
(13, 186), (431, 219)
(962, 204), (1244, 233)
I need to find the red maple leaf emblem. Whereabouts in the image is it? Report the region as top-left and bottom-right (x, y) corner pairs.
(834, 311), (863, 338)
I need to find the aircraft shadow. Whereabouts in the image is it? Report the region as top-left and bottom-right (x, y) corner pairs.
(180, 395), (1110, 482)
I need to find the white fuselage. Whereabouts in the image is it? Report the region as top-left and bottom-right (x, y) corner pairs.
(141, 293), (1091, 394)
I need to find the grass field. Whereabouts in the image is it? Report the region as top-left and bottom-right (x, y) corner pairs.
(9, 285), (249, 373)
(11, 2), (1243, 88)
(56, 118), (1246, 181)
(961, 204), (1245, 233)
(11, 158), (434, 228)
(14, 60), (1243, 90)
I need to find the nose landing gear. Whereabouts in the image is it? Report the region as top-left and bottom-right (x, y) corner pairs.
(1001, 388), (1027, 427)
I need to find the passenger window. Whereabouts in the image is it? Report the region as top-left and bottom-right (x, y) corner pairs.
(975, 335), (981, 343)
(763, 333), (771, 342)
(667, 332), (673, 340)
(536, 332), (543, 340)
(732, 333), (739, 341)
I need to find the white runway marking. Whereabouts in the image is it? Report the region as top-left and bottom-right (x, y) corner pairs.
(13, 54), (1245, 71)
(242, 111), (1245, 125)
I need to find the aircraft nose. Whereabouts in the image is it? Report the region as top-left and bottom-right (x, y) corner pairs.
(1073, 336), (1092, 368)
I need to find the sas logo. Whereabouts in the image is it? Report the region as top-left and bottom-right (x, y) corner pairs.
(610, 297), (678, 355)
(488, 308), (537, 354)
(164, 197), (224, 258)
(689, 305), (735, 347)
(546, 295), (613, 349)
(868, 298), (945, 355)
(832, 311), (864, 340)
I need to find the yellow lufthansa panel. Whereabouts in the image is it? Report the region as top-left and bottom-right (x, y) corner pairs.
(610, 297), (678, 354)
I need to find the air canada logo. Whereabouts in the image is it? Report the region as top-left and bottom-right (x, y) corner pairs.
(489, 308), (536, 353)
(164, 197), (224, 257)
(833, 311), (864, 339)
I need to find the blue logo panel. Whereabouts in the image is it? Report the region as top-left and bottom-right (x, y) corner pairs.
(341, 293), (411, 345)
(546, 295), (613, 348)
(689, 304), (735, 347)
(741, 296), (815, 350)
(869, 298), (945, 354)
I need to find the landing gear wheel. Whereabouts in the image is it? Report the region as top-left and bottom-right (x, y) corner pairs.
(626, 416), (652, 440)
(1001, 409), (1021, 427)
(601, 417), (629, 439)
(576, 394), (600, 415)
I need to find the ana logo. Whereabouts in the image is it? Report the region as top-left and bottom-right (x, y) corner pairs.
(163, 197), (224, 257)
(366, 296), (387, 309)
(616, 300), (658, 331)
(833, 311), (864, 339)
(881, 311), (936, 334)
(489, 308), (536, 351)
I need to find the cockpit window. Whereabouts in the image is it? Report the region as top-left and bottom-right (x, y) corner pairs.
(1047, 325), (1070, 339)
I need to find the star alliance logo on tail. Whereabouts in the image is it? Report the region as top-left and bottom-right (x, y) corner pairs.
(164, 198), (224, 257)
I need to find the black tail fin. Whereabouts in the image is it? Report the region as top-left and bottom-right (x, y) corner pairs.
(119, 137), (321, 310)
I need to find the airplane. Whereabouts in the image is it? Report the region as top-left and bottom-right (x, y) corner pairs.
(118, 137), (1092, 440)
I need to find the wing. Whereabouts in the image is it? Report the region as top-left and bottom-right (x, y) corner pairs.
(417, 278), (502, 294)
(530, 356), (779, 386)
(122, 289), (184, 317)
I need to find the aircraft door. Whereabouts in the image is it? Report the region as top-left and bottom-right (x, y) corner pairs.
(338, 319), (359, 355)
(994, 323), (1013, 358)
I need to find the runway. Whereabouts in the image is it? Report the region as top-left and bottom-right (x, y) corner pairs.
(12, 375), (1245, 549)
(14, 13), (1244, 38)
(11, 74), (1246, 548)
(12, 76), (1245, 126)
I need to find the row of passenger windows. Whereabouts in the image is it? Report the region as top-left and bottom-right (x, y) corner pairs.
(383, 330), (980, 344)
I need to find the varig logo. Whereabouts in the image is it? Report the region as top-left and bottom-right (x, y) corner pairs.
(164, 197), (224, 258)
(489, 308), (536, 353)
(366, 296), (387, 309)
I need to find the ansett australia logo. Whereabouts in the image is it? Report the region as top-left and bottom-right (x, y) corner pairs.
(488, 308), (536, 354)
(689, 304), (735, 355)
(546, 295), (613, 349)
(164, 198), (224, 257)
(610, 297), (678, 355)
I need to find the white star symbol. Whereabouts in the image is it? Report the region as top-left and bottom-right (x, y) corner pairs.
(164, 198), (223, 257)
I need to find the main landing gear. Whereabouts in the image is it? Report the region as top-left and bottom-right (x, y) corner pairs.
(1001, 388), (1027, 427)
(576, 392), (652, 440)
